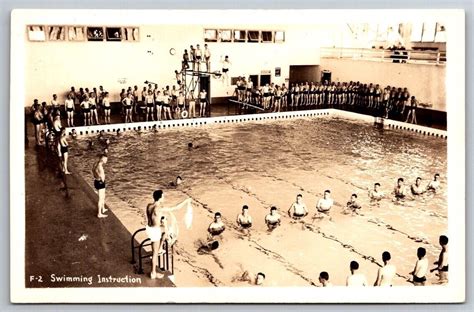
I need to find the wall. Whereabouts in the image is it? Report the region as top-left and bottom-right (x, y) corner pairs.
(25, 24), (321, 105)
(319, 58), (446, 111)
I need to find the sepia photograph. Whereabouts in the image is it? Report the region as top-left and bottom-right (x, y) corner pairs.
(10, 9), (465, 303)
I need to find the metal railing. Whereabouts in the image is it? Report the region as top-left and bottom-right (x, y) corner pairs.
(131, 228), (174, 275)
(321, 47), (446, 65)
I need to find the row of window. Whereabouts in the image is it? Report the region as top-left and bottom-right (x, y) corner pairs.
(204, 29), (285, 43)
(348, 22), (446, 43)
(27, 26), (140, 42)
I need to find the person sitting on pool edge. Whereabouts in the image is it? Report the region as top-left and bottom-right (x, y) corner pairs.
(369, 182), (384, 204)
(427, 173), (441, 193)
(411, 177), (426, 196)
(208, 212), (225, 238)
(343, 193), (362, 215)
(265, 206), (281, 231)
(393, 178), (408, 201)
(315, 190), (334, 219)
(287, 194), (308, 221)
(319, 271), (333, 287)
(236, 205), (252, 232)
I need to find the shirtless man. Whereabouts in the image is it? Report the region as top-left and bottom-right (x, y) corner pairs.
(146, 190), (191, 278)
(145, 90), (155, 122)
(343, 193), (362, 215)
(316, 190), (334, 218)
(208, 212), (225, 238)
(427, 173), (441, 193)
(204, 44), (211, 72)
(410, 247), (428, 286)
(265, 206), (281, 231)
(236, 205), (252, 233)
(369, 182), (385, 205)
(411, 177), (426, 196)
(288, 194), (308, 220)
(92, 154), (108, 218)
(393, 178), (408, 201)
(374, 251), (396, 286)
(65, 94), (75, 127)
(430, 235), (449, 283)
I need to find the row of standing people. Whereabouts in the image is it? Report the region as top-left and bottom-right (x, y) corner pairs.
(234, 78), (419, 123)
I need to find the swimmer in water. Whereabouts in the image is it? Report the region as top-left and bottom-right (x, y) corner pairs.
(411, 177), (426, 196)
(236, 205), (252, 232)
(426, 173), (441, 193)
(319, 271), (333, 287)
(187, 142), (199, 150)
(233, 271), (266, 286)
(169, 176), (183, 187)
(393, 178), (407, 202)
(374, 251), (396, 287)
(369, 182), (384, 205)
(288, 194), (308, 220)
(343, 193), (362, 215)
(265, 206), (281, 231)
(315, 190), (334, 219)
(208, 212), (225, 238)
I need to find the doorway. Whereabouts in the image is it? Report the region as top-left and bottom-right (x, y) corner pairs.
(289, 65), (320, 86)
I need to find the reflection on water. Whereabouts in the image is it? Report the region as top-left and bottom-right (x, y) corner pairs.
(69, 118), (447, 286)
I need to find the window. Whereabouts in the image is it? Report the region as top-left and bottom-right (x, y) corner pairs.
(261, 31), (273, 42)
(234, 30), (246, 42)
(260, 74), (271, 86)
(67, 26), (85, 41)
(204, 29), (218, 42)
(122, 27), (139, 41)
(247, 30), (260, 42)
(27, 26), (46, 41)
(87, 27), (104, 41)
(274, 31), (285, 43)
(47, 26), (66, 41)
(219, 30), (232, 42)
(106, 27), (122, 41)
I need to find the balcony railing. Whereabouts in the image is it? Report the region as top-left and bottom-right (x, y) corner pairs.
(320, 47), (446, 65)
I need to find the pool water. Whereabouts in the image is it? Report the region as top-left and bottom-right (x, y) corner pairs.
(70, 117), (447, 287)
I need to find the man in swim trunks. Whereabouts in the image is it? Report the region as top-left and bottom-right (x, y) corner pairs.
(410, 247), (428, 286)
(146, 190), (169, 279)
(236, 205), (252, 232)
(265, 206), (281, 231)
(319, 271), (333, 287)
(411, 177), (426, 195)
(208, 212), (225, 238)
(393, 178), (407, 201)
(427, 173), (441, 193)
(92, 154), (108, 218)
(430, 235), (449, 283)
(316, 190), (334, 218)
(146, 189), (191, 278)
(369, 182), (385, 204)
(374, 251), (396, 286)
(288, 194), (308, 220)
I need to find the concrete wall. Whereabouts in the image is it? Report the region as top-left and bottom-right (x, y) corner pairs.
(320, 58), (446, 111)
(25, 24), (321, 105)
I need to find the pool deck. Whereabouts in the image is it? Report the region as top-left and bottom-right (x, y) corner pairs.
(24, 136), (174, 288)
